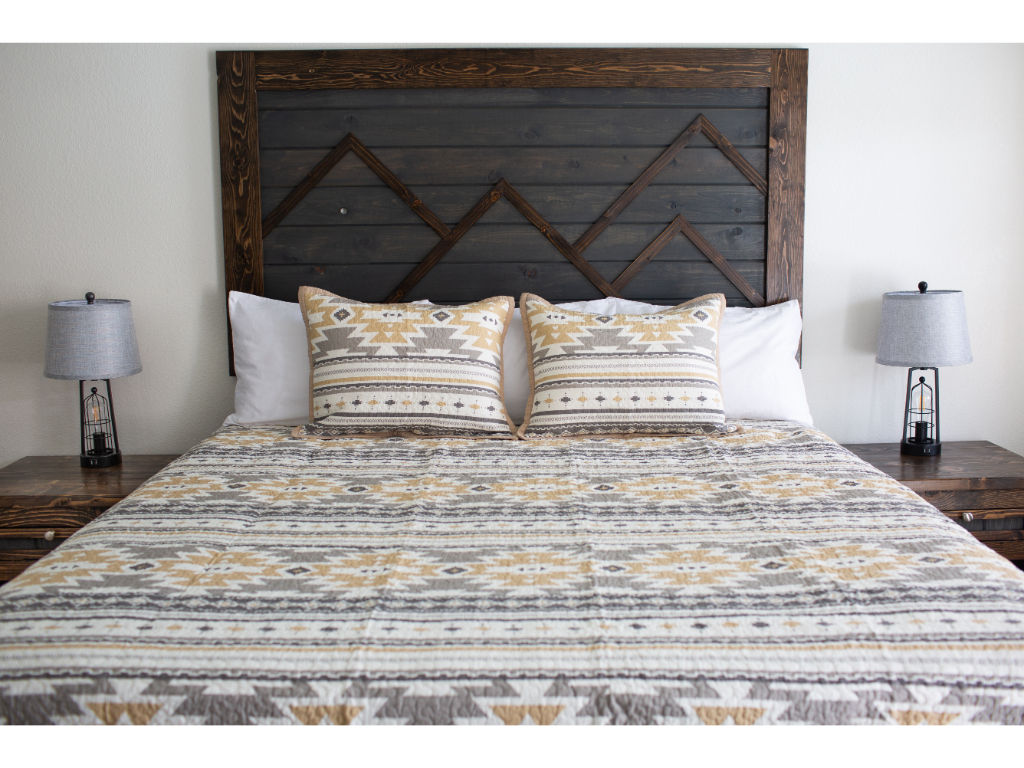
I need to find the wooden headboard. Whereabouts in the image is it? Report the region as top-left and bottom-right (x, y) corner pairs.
(216, 48), (806, 363)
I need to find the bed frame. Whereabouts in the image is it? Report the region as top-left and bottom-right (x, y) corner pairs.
(216, 48), (807, 365)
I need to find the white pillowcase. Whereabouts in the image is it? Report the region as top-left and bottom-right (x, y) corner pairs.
(225, 291), (310, 425)
(717, 300), (812, 425)
(225, 291), (812, 427)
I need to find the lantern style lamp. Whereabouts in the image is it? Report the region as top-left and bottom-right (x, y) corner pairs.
(44, 292), (142, 468)
(876, 281), (971, 456)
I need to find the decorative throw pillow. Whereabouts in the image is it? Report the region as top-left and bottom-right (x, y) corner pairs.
(518, 292), (729, 438)
(295, 288), (516, 438)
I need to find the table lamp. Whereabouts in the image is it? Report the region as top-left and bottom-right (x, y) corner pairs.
(44, 292), (142, 468)
(876, 281), (971, 456)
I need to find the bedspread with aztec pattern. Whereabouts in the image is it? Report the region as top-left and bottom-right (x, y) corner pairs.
(2, 421), (1024, 725)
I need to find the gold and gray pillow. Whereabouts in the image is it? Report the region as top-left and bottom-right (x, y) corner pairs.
(295, 287), (516, 438)
(518, 292), (728, 438)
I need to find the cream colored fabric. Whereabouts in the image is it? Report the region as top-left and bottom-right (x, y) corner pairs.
(519, 292), (728, 437)
(296, 288), (515, 438)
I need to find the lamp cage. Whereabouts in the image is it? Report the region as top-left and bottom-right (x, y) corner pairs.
(79, 380), (122, 467)
(901, 367), (940, 456)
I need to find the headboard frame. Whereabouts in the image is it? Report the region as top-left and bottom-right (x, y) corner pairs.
(216, 48), (806, 368)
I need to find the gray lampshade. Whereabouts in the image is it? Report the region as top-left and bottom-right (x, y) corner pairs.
(44, 295), (142, 380)
(876, 288), (972, 367)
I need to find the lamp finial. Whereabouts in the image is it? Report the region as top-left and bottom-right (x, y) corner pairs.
(918, 281), (928, 293)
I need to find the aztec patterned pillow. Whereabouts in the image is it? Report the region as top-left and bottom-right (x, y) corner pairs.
(295, 287), (516, 438)
(518, 292), (729, 438)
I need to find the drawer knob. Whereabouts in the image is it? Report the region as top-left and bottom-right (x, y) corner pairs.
(43, 530), (56, 541)
(961, 512), (974, 523)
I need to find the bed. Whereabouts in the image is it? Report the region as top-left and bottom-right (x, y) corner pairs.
(1, 48), (1023, 725)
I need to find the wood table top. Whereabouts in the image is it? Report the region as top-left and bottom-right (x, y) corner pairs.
(842, 441), (1024, 491)
(0, 455), (179, 499)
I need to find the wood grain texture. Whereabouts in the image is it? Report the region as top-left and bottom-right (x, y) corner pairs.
(0, 455), (178, 500)
(257, 106), (766, 149)
(260, 184), (766, 227)
(765, 48), (807, 308)
(611, 215), (766, 305)
(970, 534), (1024, 561)
(267, 261), (762, 306)
(260, 146), (769, 188)
(384, 179), (620, 302)
(257, 86), (771, 110)
(0, 500), (114, 530)
(217, 52), (264, 297)
(215, 48), (805, 368)
(217, 51), (264, 374)
(261, 134), (450, 238)
(699, 116), (768, 195)
(263, 223), (766, 266)
(842, 441), (1024, 491)
(0, 454), (178, 582)
(252, 48), (774, 90)
(942, 508), (1024, 521)
(917, 490), (1024, 511)
(0, 552), (47, 582)
(574, 117), (705, 254)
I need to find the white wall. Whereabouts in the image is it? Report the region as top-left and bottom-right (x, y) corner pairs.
(1, 43), (1022, 468)
(802, 45), (1024, 455)
(0, 44), (232, 468)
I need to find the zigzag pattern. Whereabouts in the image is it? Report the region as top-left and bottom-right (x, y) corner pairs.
(261, 115), (767, 305)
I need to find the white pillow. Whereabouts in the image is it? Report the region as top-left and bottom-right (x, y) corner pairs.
(225, 291), (310, 425)
(224, 291), (812, 427)
(718, 300), (812, 426)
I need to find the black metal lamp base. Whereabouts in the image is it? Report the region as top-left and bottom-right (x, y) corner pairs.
(81, 451), (122, 468)
(901, 439), (941, 457)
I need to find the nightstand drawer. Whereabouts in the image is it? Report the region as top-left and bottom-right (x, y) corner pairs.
(0, 550), (53, 581)
(916, 489), (1024, 511)
(0, 455), (177, 584)
(0, 499), (113, 531)
(971, 532), (1024, 561)
(941, 508), (1024, 523)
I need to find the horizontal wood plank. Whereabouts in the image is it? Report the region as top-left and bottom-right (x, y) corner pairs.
(944, 511), (1024, 529)
(916, 489), (1024, 511)
(264, 260), (762, 305)
(972, 532), (1024, 561)
(258, 86), (770, 109)
(843, 442), (1024, 491)
(0, 455), (178, 498)
(0, 551), (50, 582)
(263, 223), (765, 265)
(0, 501), (111, 530)
(260, 185), (766, 227)
(258, 107), (766, 149)
(260, 146), (768, 188)
(252, 48), (774, 90)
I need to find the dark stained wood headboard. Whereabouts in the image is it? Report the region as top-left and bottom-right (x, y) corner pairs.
(216, 48), (806, 365)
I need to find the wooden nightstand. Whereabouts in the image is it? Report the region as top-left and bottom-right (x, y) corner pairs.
(843, 441), (1024, 563)
(0, 454), (177, 583)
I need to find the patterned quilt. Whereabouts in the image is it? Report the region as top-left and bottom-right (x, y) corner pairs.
(2, 421), (1023, 725)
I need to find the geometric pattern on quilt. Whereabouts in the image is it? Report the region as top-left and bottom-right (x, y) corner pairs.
(295, 287), (515, 437)
(3, 674), (1023, 725)
(518, 292), (729, 437)
(2, 422), (1024, 725)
